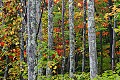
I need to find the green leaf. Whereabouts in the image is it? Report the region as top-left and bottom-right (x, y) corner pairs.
(114, 28), (120, 33)
(118, 26), (120, 29)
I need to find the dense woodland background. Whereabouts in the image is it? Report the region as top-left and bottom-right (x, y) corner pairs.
(0, 0), (120, 80)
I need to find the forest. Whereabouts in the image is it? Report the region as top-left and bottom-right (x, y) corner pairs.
(0, 0), (120, 80)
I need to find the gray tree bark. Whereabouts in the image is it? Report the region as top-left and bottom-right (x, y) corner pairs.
(20, 0), (27, 79)
(69, 0), (75, 78)
(27, 0), (37, 80)
(35, 0), (44, 76)
(61, 0), (65, 75)
(82, 0), (87, 72)
(20, 0), (27, 64)
(112, 14), (117, 71)
(88, 0), (98, 79)
(36, 0), (43, 40)
(46, 0), (54, 76)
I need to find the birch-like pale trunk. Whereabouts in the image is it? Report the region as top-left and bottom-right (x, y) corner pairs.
(69, 0), (75, 78)
(27, 0), (37, 80)
(36, 0), (43, 40)
(88, 0), (97, 79)
(46, 0), (54, 76)
(82, 0), (87, 72)
(61, 0), (65, 75)
(36, 0), (44, 76)
(36, 0), (41, 25)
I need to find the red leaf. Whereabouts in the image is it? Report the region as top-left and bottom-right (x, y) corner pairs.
(0, 42), (4, 46)
(54, 28), (61, 32)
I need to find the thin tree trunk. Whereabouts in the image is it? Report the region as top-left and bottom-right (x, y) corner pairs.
(20, 23), (24, 80)
(108, 0), (113, 69)
(69, 0), (75, 78)
(100, 31), (103, 75)
(46, 0), (54, 77)
(88, 0), (97, 79)
(20, 28), (24, 61)
(82, 0), (87, 72)
(4, 56), (9, 80)
(27, 0), (37, 80)
(112, 14), (117, 71)
(61, 0), (65, 76)
(20, 0), (27, 79)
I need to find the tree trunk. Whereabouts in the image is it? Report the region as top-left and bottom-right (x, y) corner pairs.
(61, 0), (65, 75)
(36, 0), (43, 41)
(20, 1), (26, 79)
(108, 0), (113, 69)
(112, 14), (117, 71)
(82, 0), (87, 72)
(46, 0), (54, 76)
(35, 0), (44, 76)
(100, 31), (103, 75)
(20, 25), (25, 80)
(69, 0), (75, 78)
(88, 0), (98, 79)
(4, 56), (9, 80)
(27, 0), (37, 80)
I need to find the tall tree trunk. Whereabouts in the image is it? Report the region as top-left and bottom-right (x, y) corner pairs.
(108, 0), (113, 69)
(61, 0), (65, 75)
(20, 0), (27, 79)
(82, 0), (87, 72)
(112, 14), (117, 71)
(27, 0), (37, 80)
(36, 0), (43, 41)
(69, 0), (75, 78)
(20, 25), (24, 80)
(46, 0), (54, 76)
(88, 0), (97, 79)
(20, 24), (25, 61)
(36, 0), (42, 76)
(100, 31), (103, 75)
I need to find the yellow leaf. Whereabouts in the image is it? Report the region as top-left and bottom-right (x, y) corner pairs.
(112, 5), (116, 11)
(10, 31), (14, 35)
(15, 42), (19, 45)
(0, 70), (2, 72)
(53, 66), (57, 70)
(114, 28), (120, 33)
(78, 3), (82, 7)
(52, 70), (56, 73)
(49, 66), (52, 69)
(116, 9), (120, 13)
(58, 7), (60, 11)
(0, 12), (2, 17)
(52, 63), (55, 66)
